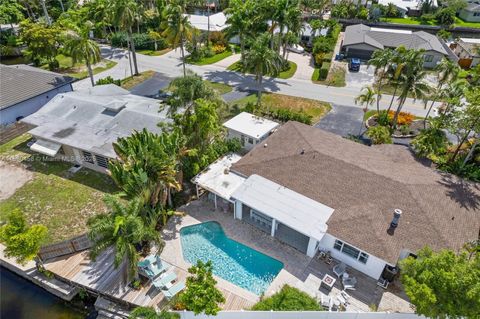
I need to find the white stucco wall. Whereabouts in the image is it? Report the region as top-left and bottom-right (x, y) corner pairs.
(422, 51), (444, 69)
(459, 9), (480, 23)
(318, 233), (389, 279)
(0, 84), (73, 126)
(227, 128), (264, 152)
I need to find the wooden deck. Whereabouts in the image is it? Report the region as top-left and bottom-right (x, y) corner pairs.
(43, 247), (254, 310)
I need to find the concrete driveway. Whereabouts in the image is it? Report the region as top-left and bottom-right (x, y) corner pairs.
(345, 64), (375, 89)
(315, 104), (364, 137)
(129, 72), (172, 97)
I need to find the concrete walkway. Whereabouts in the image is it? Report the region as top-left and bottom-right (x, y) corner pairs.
(72, 46), (437, 117)
(285, 51), (315, 81)
(212, 53), (241, 68)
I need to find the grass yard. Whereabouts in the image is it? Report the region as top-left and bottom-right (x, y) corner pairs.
(312, 65), (346, 87)
(137, 48), (172, 56)
(186, 50), (233, 65)
(381, 16), (480, 28)
(41, 54), (117, 79)
(230, 92), (331, 124)
(227, 61), (298, 79)
(0, 134), (118, 244)
(205, 81), (233, 95)
(121, 70), (156, 90)
(454, 17), (480, 29)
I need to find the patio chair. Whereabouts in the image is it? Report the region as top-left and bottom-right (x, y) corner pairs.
(320, 295), (333, 311)
(152, 272), (177, 290)
(333, 262), (347, 278)
(164, 281), (186, 299)
(138, 255), (171, 280)
(342, 275), (357, 290)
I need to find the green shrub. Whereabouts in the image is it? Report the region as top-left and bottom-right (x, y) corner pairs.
(110, 32), (166, 51)
(411, 127), (448, 159)
(323, 52), (333, 62)
(366, 126), (392, 144)
(319, 62), (330, 80)
(96, 76), (122, 86)
(377, 110), (390, 126)
(261, 108), (312, 125)
(252, 285), (321, 311)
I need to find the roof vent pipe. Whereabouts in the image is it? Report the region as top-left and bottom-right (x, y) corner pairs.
(300, 149), (305, 155)
(390, 209), (402, 228)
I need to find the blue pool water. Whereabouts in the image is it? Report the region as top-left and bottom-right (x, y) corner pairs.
(180, 221), (283, 295)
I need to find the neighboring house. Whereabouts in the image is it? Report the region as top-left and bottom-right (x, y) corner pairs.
(378, 0), (438, 16)
(223, 112), (280, 151)
(452, 38), (480, 68)
(341, 24), (449, 68)
(22, 85), (170, 173)
(186, 12), (228, 32)
(459, 1), (480, 22)
(0, 65), (75, 126)
(194, 121), (479, 280)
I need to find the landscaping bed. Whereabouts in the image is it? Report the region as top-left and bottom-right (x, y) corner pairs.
(186, 49), (233, 65)
(366, 111), (426, 138)
(227, 60), (298, 79)
(0, 134), (118, 244)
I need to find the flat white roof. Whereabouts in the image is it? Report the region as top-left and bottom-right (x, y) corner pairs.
(460, 38), (480, 44)
(223, 112), (280, 139)
(186, 12), (228, 32)
(232, 174), (335, 240)
(377, 0), (437, 11)
(370, 27), (412, 34)
(193, 153), (245, 201)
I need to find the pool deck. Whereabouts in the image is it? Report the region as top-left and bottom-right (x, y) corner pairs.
(165, 198), (414, 313)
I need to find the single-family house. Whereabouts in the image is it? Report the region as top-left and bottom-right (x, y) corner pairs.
(223, 112), (280, 151)
(194, 121), (479, 280)
(22, 84), (170, 173)
(0, 65), (75, 126)
(452, 38), (480, 68)
(378, 0), (438, 16)
(186, 12), (228, 32)
(341, 24), (449, 68)
(459, 1), (480, 22)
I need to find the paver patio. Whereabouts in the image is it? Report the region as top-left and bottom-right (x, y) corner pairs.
(162, 197), (414, 312)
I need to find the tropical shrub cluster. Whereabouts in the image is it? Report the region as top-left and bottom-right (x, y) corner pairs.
(365, 125), (393, 144)
(96, 76), (121, 86)
(388, 110), (414, 126)
(0, 209), (48, 265)
(110, 32), (168, 51)
(252, 285), (321, 311)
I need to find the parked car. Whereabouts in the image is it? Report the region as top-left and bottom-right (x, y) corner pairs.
(349, 58), (361, 72)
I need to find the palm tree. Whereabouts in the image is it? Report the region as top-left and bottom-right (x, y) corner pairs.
(63, 22), (101, 87)
(225, 0), (257, 62)
(385, 46), (408, 112)
(392, 49), (430, 128)
(424, 58), (460, 127)
(110, 0), (140, 75)
(355, 86), (376, 135)
(368, 49), (394, 113)
(162, 0), (193, 77)
(243, 33), (283, 106)
(87, 196), (161, 279)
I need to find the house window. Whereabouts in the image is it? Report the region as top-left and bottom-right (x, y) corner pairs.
(94, 155), (109, 168)
(333, 239), (369, 264)
(82, 151), (94, 164)
(248, 137), (254, 144)
(424, 55), (434, 62)
(474, 12), (480, 16)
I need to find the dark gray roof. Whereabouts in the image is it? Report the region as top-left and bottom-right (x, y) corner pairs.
(343, 24), (448, 55)
(0, 64), (75, 110)
(22, 85), (170, 158)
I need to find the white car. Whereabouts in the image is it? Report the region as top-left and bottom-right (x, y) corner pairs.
(288, 44), (305, 53)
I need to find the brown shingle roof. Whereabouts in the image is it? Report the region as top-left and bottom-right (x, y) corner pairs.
(232, 121), (480, 264)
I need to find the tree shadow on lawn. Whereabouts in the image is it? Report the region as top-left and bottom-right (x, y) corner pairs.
(13, 140), (118, 195)
(202, 70), (287, 94)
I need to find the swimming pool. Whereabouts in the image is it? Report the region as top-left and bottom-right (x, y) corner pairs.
(180, 221), (283, 295)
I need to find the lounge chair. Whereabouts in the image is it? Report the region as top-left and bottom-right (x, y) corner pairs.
(152, 272), (177, 290)
(342, 274), (357, 290)
(320, 295), (333, 311)
(336, 290), (350, 306)
(164, 281), (185, 299)
(138, 255), (171, 280)
(333, 262), (347, 278)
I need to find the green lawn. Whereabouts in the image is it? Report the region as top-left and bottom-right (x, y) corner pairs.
(41, 54), (117, 79)
(381, 16), (480, 28)
(230, 92), (331, 124)
(186, 50), (233, 65)
(227, 60), (297, 79)
(312, 65), (346, 87)
(121, 70), (156, 90)
(0, 134), (119, 244)
(137, 48), (172, 56)
(205, 81), (233, 95)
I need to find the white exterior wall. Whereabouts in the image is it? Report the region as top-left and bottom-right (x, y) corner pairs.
(0, 84), (73, 126)
(422, 51), (444, 69)
(318, 233), (389, 279)
(459, 9), (480, 22)
(227, 128), (266, 151)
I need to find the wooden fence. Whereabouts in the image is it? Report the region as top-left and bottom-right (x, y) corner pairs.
(38, 234), (92, 261)
(0, 123), (32, 145)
